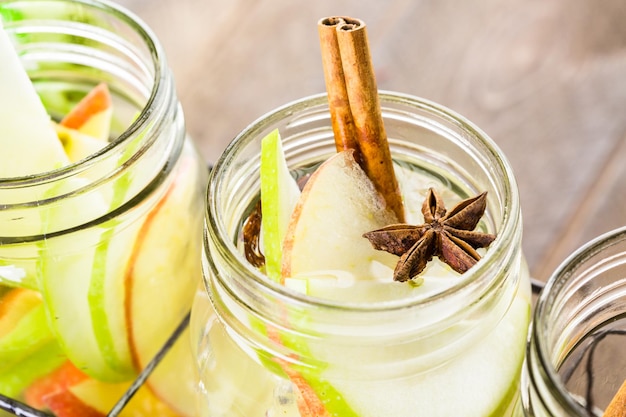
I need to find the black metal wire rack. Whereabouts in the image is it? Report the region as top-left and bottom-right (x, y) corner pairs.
(0, 313), (190, 417)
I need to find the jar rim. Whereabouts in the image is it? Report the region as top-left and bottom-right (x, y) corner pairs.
(0, 0), (165, 186)
(206, 91), (522, 313)
(531, 225), (626, 413)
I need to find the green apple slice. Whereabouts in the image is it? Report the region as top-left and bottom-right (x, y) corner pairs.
(0, 303), (55, 371)
(0, 22), (68, 178)
(38, 176), (135, 382)
(260, 129), (301, 281)
(0, 289), (66, 398)
(0, 340), (65, 398)
(0, 290), (56, 373)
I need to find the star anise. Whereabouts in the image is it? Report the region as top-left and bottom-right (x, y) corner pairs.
(363, 188), (496, 282)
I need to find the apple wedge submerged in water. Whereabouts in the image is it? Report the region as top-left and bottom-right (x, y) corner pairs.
(125, 154), (205, 417)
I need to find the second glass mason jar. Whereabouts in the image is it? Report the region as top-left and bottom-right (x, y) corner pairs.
(0, 1), (206, 416)
(523, 227), (626, 417)
(194, 92), (531, 417)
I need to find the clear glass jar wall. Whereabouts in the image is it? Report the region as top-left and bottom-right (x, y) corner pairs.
(0, 1), (207, 415)
(523, 227), (626, 417)
(194, 92), (532, 417)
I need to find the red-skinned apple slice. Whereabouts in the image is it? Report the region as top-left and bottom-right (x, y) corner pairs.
(28, 360), (182, 417)
(60, 83), (112, 141)
(69, 378), (182, 417)
(282, 150), (398, 281)
(124, 153), (205, 416)
(24, 361), (89, 409)
(42, 389), (106, 417)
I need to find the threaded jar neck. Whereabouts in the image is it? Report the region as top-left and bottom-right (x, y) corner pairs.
(524, 226), (626, 416)
(0, 0), (183, 241)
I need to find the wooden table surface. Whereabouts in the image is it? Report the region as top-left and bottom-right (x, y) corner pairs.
(116, 0), (626, 283)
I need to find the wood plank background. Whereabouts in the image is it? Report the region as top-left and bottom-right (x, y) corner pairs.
(116, 0), (626, 283)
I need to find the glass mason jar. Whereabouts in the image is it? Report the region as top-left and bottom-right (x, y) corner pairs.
(194, 91), (532, 417)
(0, 1), (207, 416)
(523, 227), (626, 416)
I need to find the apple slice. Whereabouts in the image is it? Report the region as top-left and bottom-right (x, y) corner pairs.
(0, 289), (42, 336)
(68, 378), (182, 417)
(60, 83), (112, 141)
(38, 176), (136, 382)
(125, 154), (205, 415)
(0, 22), (69, 178)
(24, 361), (88, 410)
(0, 290), (66, 398)
(42, 389), (106, 417)
(54, 124), (108, 163)
(260, 129), (301, 280)
(0, 302), (56, 372)
(282, 150), (399, 281)
(0, 340), (65, 399)
(268, 150), (394, 417)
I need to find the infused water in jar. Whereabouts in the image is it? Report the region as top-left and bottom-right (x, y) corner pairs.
(0, 1), (207, 415)
(193, 92), (531, 417)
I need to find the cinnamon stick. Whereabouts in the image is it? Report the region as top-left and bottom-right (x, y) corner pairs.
(318, 17), (405, 222)
(317, 17), (360, 158)
(604, 379), (626, 417)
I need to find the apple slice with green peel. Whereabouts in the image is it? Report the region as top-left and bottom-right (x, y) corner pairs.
(260, 129), (301, 280)
(38, 176), (136, 382)
(0, 340), (66, 399)
(0, 290), (66, 398)
(282, 150), (399, 282)
(261, 149), (383, 417)
(0, 302), (56, 372)
(0, 22), (69, 178)
(60, 83), (112, 141)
